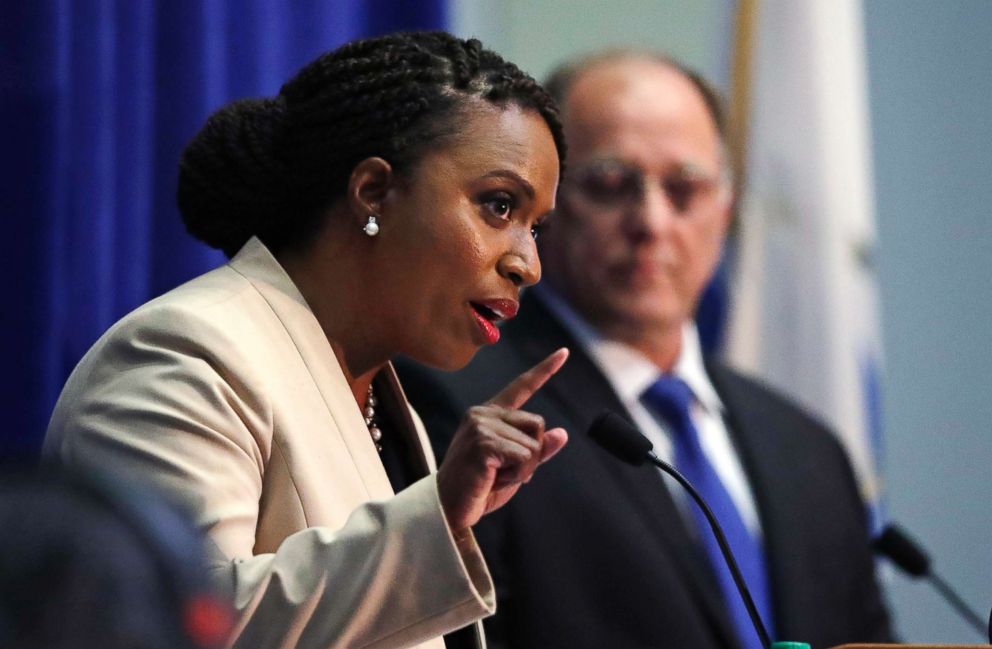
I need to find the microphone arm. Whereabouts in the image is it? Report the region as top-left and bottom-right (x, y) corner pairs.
(927, 573), (988, 637)
(645, 449), (773, 649)
(873, 524), (989, 638)
(588, 412), (773, 649)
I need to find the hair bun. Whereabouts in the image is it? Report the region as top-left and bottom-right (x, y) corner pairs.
(177, 97), (288, 257)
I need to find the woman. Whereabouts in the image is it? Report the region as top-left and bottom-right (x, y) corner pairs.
(44, 32), (567, 649)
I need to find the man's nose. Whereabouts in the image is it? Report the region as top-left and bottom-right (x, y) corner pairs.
(624, 180), (676, 240)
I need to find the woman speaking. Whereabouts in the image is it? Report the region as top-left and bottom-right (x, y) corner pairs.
(45, 32), (567, 649)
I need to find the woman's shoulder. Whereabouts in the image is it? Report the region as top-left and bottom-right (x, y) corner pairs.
(98, 237), (296, 346)
(60, 262), (292, 404)
(91, 265), (259, 355)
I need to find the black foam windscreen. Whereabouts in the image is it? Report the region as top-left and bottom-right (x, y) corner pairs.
(0, 464), (232, 649)
(588, 411), (653, 466)
(873, 524), (931, 577)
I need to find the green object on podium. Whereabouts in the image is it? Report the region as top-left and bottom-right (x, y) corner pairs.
(771, 643), (811, 649)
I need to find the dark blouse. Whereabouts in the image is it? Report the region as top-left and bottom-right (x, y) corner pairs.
(373, 373), (478, 649)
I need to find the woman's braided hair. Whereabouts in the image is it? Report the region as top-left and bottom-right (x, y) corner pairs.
(178, 31), (566, 257)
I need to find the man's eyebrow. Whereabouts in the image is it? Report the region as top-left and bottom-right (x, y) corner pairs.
(480, 169), (536, 199)
(678, 160), (718, 178)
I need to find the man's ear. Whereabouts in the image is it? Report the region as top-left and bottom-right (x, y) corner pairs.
(346, 157), (394, 226)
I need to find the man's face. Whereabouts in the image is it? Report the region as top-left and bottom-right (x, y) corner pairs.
(542, 58), (732, 343)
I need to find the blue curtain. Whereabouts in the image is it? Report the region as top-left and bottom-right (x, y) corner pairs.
(1, 0), (446, 458)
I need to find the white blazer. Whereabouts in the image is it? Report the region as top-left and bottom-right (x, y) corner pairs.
(45, 237), (494, 649)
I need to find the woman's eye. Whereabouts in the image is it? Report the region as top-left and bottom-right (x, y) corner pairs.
(482, 193), (515, 220)
(530, 220), (548, 240)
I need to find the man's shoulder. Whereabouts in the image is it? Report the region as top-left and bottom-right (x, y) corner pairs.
(706, 360), (847, 458)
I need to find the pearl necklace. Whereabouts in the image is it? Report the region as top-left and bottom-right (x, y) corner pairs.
(364, 384), (383, 453)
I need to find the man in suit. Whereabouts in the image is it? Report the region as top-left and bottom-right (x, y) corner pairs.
(398, 52), (893, 649)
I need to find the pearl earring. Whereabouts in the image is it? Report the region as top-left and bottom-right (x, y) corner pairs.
(363, 215), (380, 237)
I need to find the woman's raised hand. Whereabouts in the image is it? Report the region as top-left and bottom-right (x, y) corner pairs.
(436, 348), (570, 532)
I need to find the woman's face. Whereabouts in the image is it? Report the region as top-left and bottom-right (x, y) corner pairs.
(373, 103), (560, 370)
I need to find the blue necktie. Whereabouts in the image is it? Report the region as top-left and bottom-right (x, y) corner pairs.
(642, 376), (775, 649)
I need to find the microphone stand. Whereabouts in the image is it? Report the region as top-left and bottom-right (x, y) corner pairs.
(928, 572), (988, 637)
(645, 449), (772, 649)
(589, 411), (783, 648)
(874, 524), (989, 638)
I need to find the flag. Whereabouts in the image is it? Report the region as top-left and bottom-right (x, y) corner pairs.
(726, 0), (885, 528)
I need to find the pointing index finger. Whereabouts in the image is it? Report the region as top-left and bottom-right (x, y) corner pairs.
(487, 348), (569, 410)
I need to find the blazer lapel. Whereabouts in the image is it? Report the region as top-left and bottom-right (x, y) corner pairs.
(511, 293), (740, 646)
(380, 363), (434, 475)
(506, 291), (625, 430)
(383, 366), (488, 649)
(228, 238), (394, 501)
(707, 361), (807, 640)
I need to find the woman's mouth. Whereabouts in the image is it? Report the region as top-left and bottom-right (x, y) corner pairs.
(468, 299), (519, 345)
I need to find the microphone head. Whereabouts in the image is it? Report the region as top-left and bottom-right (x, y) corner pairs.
(588, 411), (653, 466)
(872, 523), (931, 577)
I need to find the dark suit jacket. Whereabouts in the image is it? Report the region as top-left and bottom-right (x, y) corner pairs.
(397, 291), (893, 649)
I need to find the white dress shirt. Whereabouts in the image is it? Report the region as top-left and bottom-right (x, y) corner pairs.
(533, 284), (764, 539)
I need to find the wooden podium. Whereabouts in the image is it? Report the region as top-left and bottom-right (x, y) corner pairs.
(831, 645), (992, 648)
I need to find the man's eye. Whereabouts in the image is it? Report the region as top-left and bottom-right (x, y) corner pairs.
(530, 220), (549, 240)
(664, 179), (697, 211)
(579, 168), (641, 203)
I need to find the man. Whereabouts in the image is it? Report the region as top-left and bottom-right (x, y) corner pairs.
(398, 52), (892, 649)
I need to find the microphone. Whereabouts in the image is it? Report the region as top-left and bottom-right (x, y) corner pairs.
(588, 411), (773, 649)
(873, 523), (988, 638)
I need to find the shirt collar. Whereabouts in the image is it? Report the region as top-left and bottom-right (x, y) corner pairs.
(532, 283), (724, 415)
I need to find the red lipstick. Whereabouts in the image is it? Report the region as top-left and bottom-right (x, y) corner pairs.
(468, 298), (519, 345)
(473, 299), (519, 320)
(472, 309), (501, 344)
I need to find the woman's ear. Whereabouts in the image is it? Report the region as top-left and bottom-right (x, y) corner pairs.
(347, 157), (394, 227)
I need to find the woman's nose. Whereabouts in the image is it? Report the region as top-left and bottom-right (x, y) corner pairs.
(498, 240), (541, 288)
